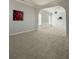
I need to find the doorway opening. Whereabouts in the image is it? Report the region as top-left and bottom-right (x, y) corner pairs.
(38, 6), (66, 36)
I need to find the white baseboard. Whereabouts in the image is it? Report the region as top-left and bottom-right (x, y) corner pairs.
(9, 29), (37, 36)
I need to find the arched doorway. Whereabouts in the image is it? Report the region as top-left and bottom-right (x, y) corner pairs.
(38, 6), (66, 36)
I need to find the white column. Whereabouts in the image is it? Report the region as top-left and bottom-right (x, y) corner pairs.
(50, 15), (52, 25)
(49, 16), (51, 24)
(49, 15), (52, 25)
(38, 13), (42, 25)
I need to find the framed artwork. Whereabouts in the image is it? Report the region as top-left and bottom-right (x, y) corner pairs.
(13, 10), (24, 21)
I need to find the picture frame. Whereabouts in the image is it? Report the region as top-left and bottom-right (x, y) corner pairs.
(13, 10), (24, 21)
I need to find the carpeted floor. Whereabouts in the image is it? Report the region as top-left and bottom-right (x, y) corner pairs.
(9, 28), (69, 59)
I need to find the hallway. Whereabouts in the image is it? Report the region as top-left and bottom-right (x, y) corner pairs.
(10, 28), (68, 59)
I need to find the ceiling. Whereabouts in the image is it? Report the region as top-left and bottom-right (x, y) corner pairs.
(43, 6), (66, 13)
(16, 0), (62, 8)
(27, 0), (55, 5)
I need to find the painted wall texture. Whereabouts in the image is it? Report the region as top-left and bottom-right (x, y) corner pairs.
(51, 6), (66, 32)
(39, 11), (50, 28)
(9, 0), (37, 35)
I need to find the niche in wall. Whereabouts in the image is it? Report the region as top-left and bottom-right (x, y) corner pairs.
(13, 10), (24, 21)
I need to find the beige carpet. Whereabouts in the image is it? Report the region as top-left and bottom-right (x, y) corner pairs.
(9, 28), (68, 59)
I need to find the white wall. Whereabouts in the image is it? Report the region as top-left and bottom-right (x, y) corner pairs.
(39, 10), (50, 28)
(41, 13), (49, 25)
(49, 6), (66, 33)
(51, 11), (66, 31)
(9, 0), (37, 35)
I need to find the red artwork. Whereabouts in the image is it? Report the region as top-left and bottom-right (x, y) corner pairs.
(13, 10), (24, 21)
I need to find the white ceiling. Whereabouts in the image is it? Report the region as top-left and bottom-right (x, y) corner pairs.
(16, 0), (62, 8)
(29, 0), (55, 5)
(42, 6), (66, 14)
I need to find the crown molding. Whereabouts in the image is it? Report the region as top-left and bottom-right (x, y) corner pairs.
(16, 0), (63, 9)
(16, 0), (40, 8)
